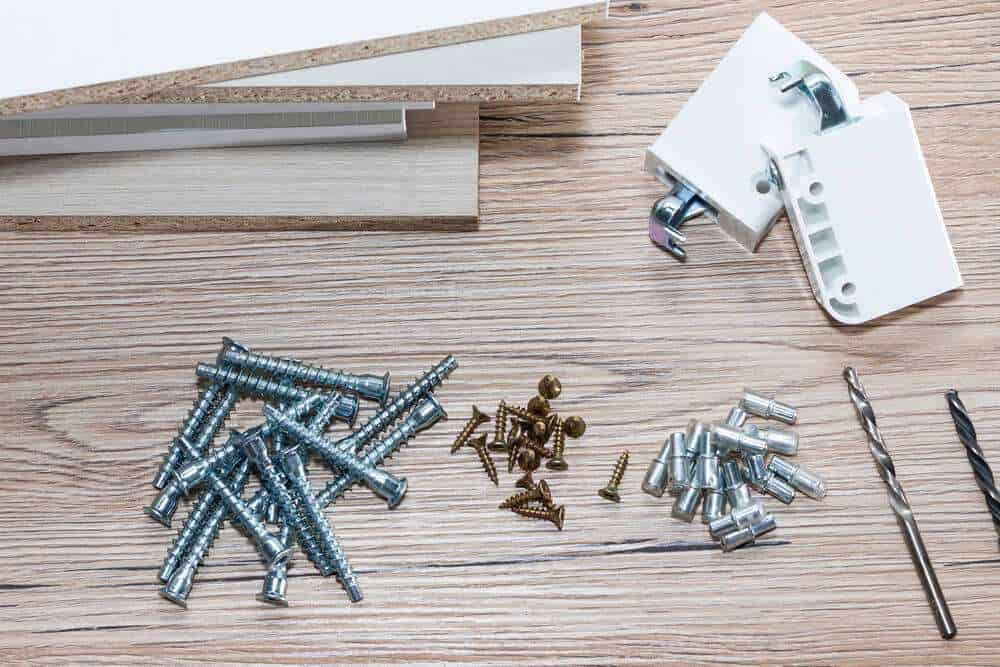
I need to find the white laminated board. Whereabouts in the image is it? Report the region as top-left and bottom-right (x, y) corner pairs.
(0, 104), (480, 232)
(0, 1), (606, 114)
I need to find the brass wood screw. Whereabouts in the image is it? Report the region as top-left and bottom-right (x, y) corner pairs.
(518, 447), (540, 473)
(527, 395), (551, 417)
(499, 480), (552, 509)
(598, 451), (630, 503)
(488, 400), (509, 452)
(564, 416), (587, 439)
(538, 375), (562, 400)
(507, 433), (524, 474)
(546, 418), (569, 471)
(452, 405), (490, 454)
(512, 504), (565, 530)
(516, 471), (535, 490)
(469, 434), (499, 485)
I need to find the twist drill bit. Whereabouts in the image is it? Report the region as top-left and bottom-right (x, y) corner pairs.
(843, 367), (956, 640)
(946, 390), (1000, 541)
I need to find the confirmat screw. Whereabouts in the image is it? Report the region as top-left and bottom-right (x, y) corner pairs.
(452, 405), (490, 454)
(598, 451), (629, 503)
(538, 375), (562, 400)
(511, 504), (565, 530)
(218, 344), (391, 404)
(257, 523), (292, 607)
(500, 480), (552, 509)
(741, 389), (798, 425)
(489, 400), (509, 452)
(467, 434), (498, 485)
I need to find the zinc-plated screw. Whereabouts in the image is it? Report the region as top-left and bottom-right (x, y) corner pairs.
(468, 434), (498, 485)
(195, 363), (360, 426)
(741, 389), (797, 425)
(546, 418), (568, 471)
(598, 451), (629, 503)
(511, 504), (565, 530)
(331, 355), (458, 456)
(257, 523), (292, 606)
(159, 458), (252, 608)
(488, 400), (509, 452)
(452, 405), (490, 454)
(275, 444), (363, 602)
(152, 338), (246, 489)
(538, 375), (562, 400)
(172, 394), (324, 494)
(177, 436), (290, 568)
(500, 480), (552, 509)
(315, 396), (448, 508)
(264, 405), (409, 508)
(145, 386), (240, 527)
(219, 344), (391, 404)
(158, 431), (244, 583)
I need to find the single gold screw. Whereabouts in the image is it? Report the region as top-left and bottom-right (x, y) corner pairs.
(499, 480), (552, 509)
(518, 447), (540, 473)
(598, 450), (629, 503)
(488, 400), (509, 452)
(546, 418), (569, 471)
(451, 405), (491, 454)
(468, 434), (498, 485)
(527, 395), (551, 417)
(511, 504), (565, 530)
(515, 471), (535, 490)
(564, 416), (587, 439)
(538, 375), (562, 400)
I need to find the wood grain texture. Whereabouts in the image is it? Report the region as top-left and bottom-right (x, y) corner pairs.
(1, 1), (999, 664)
(0, 2), (605, 116)
(0, 104), (480, 232)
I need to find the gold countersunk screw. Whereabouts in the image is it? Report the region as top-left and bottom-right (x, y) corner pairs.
(488, 400), (509, 452)
(546, 418), (568, 471)
(511, 504), (565, 530)
(468, 434), (498, 485)
(451, 405), (491, 454)
(538, 375), (562, 400)
(499, 480), (552, 509)
(598, 451), (630, 503)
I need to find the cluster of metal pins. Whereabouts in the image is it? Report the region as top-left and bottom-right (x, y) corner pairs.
(641, 388), (827, 551)
(451, 375), (580, 529)
(145, 338), (457, 608)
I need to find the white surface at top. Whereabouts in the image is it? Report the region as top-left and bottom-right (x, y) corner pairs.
(1, 1), (601, 100)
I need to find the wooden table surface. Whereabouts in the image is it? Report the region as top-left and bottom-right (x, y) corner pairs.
(3, 1), (999, 664)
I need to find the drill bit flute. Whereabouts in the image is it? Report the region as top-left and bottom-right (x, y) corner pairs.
(843, 368), (956, 640)
(946, 390), (1000, 541)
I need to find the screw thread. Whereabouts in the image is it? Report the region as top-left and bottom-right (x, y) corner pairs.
(334, 355), (458, 453)
(491, 400), (508, 447)
(265, 407), (374, 482)
(609, 451), (630, 488)
(946, 390), (1000, 535)
(507, 437), (522, 474)
(506, 405), (536, 422)
(550, 419), (566, 459)
(470, 437), (499, 485)
(154, 383), (224, 488)
(280, 454), (361, 601)
(500, 485), (542, 509)
(510, 506), (552, 520)
(179, 461), (251, 572)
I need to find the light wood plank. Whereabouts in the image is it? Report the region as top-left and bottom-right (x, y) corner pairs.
(0, 104), (479, 232)
(1, 2), (999, 664)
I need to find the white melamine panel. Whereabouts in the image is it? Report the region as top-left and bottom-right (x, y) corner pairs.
(207, 27), (581, 88)
(0, 2), (601, 100)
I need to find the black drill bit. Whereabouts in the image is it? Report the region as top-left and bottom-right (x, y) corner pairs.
(946, 390), (1000, 540)
(843, 367), (957, 640)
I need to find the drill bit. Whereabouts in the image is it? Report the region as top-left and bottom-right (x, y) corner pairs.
(946, 390), (1000, 541)
(843, 367), (956, 640)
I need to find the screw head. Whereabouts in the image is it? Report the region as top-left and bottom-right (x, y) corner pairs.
(518, 447), (540, 472)
(545, 455), (569, 471)
(535, 480), (553, 505)
(538, 375), (562, 400)
(598, 484), (621, 503)
(564, 416), (587, 439)
(527, 395), (551, 417)
(550, 505), (566, 530)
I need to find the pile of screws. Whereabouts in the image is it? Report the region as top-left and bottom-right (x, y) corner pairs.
(451, 375), (584, 530)
(641, 389), (827, 551)
(145, 337), (457, 607)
